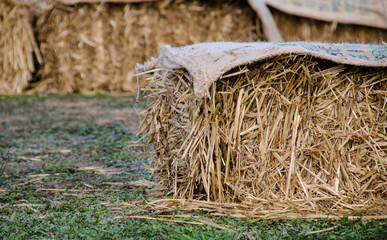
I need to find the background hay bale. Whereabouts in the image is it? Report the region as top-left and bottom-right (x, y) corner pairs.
(33, 0), (261, 94)
(141, 55), (387, 214)
(0, 1), (42, 95)
(271, 8), (387, 43)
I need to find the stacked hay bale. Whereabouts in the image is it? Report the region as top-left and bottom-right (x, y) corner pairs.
(263, 0), (387, 44)
(33, 0), (261, 94)
(140, 43), (387, 214)
(271, 8), (387, 43)
(0, 1), (42, 95)
(1, 0), (385, 95)
(247, 0), (387, 43)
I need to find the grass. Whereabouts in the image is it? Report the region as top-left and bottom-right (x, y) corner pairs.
(0, 94), (386, 239)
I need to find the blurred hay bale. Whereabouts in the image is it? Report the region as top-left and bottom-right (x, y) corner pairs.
(271, 8), (387, 43)
(141, 55), (387, 214)
(33, 0), (261, 94)
(0, 1), (42, 95)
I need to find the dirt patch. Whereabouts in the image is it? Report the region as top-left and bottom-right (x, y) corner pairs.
(93, 108), (144, 133)
(0, 114), (29, 127)
(0, 97), (145, 134)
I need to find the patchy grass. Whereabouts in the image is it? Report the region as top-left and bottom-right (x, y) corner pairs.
(0, 94), (385, 239)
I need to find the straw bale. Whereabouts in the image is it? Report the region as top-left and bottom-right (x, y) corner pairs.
(0, 1), (42, 95)
(33, 0), (261, 94)
(270, 8), (387, 44)
(140, 55), (387, 214)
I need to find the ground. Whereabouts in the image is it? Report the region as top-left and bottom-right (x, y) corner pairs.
(0, 94), (385, 239)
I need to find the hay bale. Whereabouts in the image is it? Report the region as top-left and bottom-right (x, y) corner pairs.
(271, 8), (387, 43)
(140, 44), (387, 214)
(33, 0), (261, 94)
(0, 1), (42, 95)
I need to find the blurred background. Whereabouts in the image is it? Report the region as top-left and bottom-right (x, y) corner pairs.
(1, 0), (386, 96)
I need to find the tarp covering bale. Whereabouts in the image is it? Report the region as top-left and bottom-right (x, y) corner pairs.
(246, 0), (387, 43)
(33, 0), (261, 94)
(0, 1), (42, 95)
(265, 0), (387, 29)
(139, 42), (387, 215)
(270, 8), (387, 43)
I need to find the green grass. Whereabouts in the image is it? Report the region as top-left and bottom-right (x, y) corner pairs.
(0, 94), (386, 239)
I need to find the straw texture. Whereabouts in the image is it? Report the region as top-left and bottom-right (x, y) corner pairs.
(33, 0), (261, 94)
(0, 1), (42, 95)
(141, 55), (387, 214)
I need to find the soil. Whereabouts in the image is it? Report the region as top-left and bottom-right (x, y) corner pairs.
(0, 96), (146, 135)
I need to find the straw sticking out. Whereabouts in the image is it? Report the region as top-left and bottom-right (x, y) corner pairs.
(141, 55), (387, 214)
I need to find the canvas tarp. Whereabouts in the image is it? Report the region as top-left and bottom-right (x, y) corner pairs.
(137, 41), (387, 98)
(264, 0), (387, 29)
